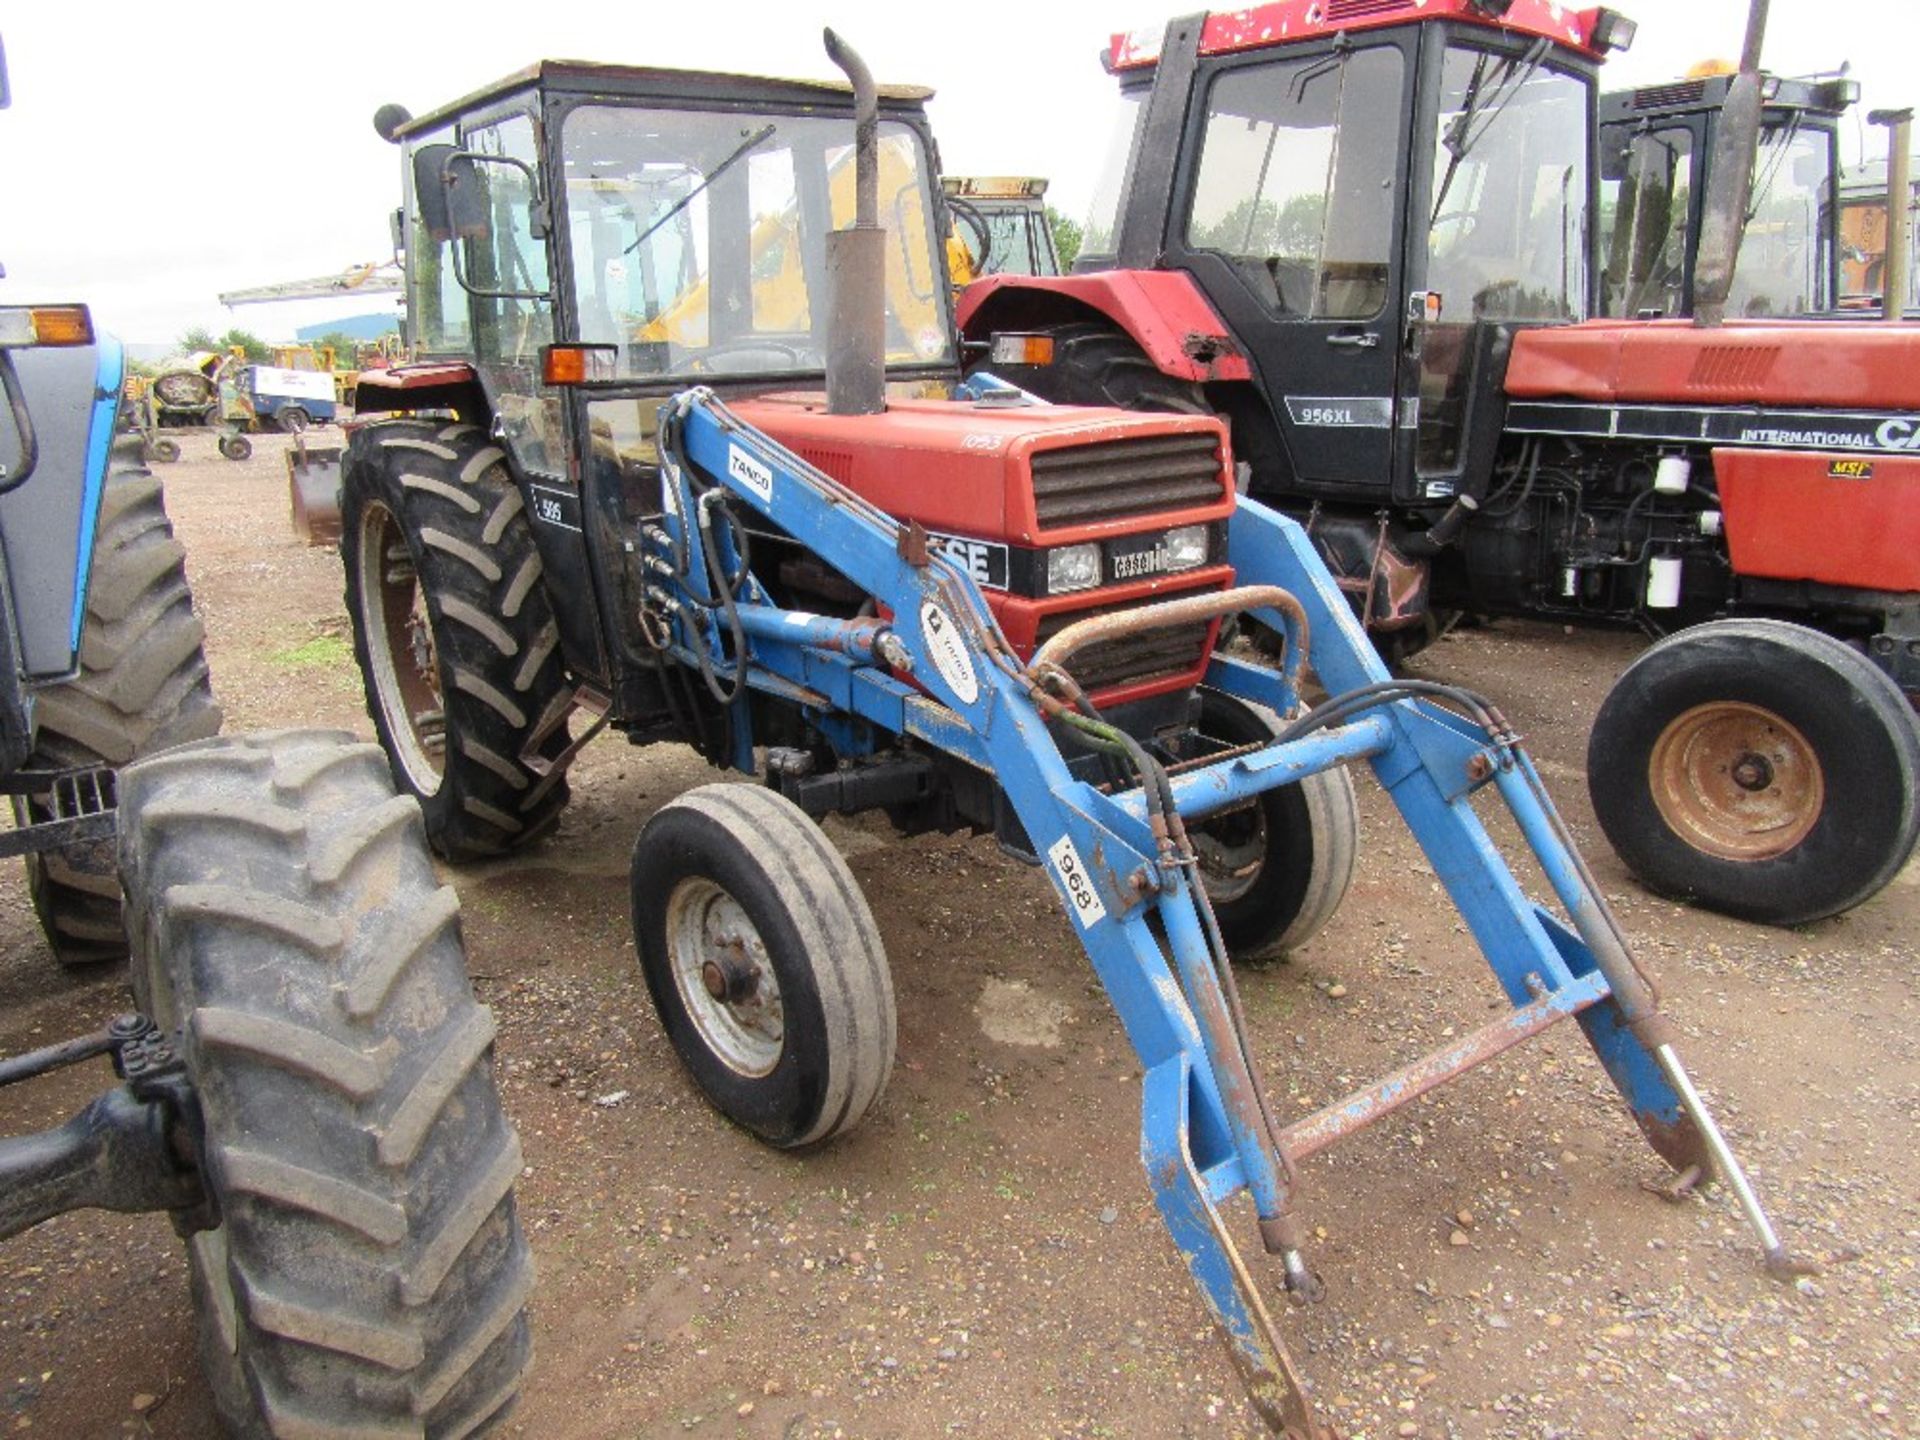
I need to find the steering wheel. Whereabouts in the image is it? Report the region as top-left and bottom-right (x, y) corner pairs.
(687, 338), (814, 375)
(947, 197), (993, 278)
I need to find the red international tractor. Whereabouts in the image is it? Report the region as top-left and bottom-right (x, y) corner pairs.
(960, 0), (1920, 929)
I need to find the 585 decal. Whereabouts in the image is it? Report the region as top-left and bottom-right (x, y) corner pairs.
(527, 484), (582, 532)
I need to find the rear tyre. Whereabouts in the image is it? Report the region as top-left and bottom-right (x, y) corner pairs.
(12, 451), (221, 964)
(631, 783), (896, 1148)
(1588, 619), (1920, 926)
(341, 418), (573, 861)
(1188, 689), (1359, 959)
(992, 321), (1210, 413)
(219, 434), (252, 461)
(276, 406), (310, 435)
(119, 729), (532, 1439)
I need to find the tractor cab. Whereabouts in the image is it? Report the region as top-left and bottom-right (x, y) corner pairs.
(976, 1), (1635, 512)
(382, 60), (959, 483)
(1598, 68), (1854, 317)
(942, 175), (1062, 283)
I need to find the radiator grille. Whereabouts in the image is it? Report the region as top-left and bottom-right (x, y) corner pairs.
(1034, 600), (1213, 694)
(1029, 433), (1224, 529)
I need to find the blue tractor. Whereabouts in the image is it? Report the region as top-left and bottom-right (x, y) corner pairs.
(0, 40), (533, 1439)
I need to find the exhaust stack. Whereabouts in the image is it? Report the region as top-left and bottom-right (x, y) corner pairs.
(823, 29), (886, 416)
(1693, 0), (1769, 327)
(1870, 108), (1913, 322)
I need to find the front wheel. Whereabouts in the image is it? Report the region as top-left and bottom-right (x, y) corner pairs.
(218, 433), (252, 461)
(631, 783), (896, 1148)
(1187, 689), (1359, 959)
(118, 730), (533, 1438)
(1588, 619), (1920, 926)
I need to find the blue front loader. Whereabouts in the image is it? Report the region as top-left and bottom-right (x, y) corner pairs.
(647, 386), (1799, 1437)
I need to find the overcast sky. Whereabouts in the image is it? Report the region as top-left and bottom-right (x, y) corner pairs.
(2, 1), (1912, 347)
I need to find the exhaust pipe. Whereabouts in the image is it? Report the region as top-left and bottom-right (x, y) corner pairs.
(1693, 0), (1769, 327)
(823, 28), (887, 416)
(1870, 108), (1913, 322)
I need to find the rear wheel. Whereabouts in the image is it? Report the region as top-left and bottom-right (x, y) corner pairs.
(1588, 619), (1920, 926)
(992, 320), (1210, 413)
(219, 433), (252, 461)
(119, 729), (532, 1438)
(276, 406), (310, 435)
(12, 451), (221, 964)
(341, 418), (573, 861)
(631, 783), (896, 1148)
(1187, 689), (1359, 959)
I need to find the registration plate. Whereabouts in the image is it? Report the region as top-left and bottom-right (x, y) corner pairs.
(1108, 532), (1170, 582)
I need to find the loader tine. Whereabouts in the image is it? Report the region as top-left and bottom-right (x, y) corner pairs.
(1142, 1055), (1339, 1440)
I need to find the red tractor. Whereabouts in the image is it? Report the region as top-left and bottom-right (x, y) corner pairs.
(961, 0), (1920, 929)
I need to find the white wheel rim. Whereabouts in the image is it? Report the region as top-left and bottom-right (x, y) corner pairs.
(356, 501), (445, 798)
(665, 876), (784, 1077)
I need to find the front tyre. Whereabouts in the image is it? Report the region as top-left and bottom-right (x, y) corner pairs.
(118, 730), (533, 1438)
(341, 419), (573, 861)
(1187, 689), (1359, 959)
(631, 784), (896, 1148)
(1588, 619), (1920, 926)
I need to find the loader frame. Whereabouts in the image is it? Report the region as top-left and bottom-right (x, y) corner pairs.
(653, 385), (1791, 1435)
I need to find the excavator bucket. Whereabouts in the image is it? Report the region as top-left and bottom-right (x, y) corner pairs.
(287, 439), (342, 545)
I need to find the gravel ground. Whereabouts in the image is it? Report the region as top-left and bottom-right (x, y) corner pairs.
(0, 427), (1914, 1439)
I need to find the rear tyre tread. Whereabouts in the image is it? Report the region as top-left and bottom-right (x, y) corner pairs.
(118, 729), (531, 1438)
(341, 420), (572, 861)
(15, 459), (220, 964)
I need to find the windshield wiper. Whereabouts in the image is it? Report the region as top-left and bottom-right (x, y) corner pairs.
(1430, 38), (1551, 225)
(1745, 112), (1803, 226)
(626, 124), (777, 256)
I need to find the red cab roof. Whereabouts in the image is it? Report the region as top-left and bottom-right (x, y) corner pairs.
(1108, 1), (1609, 71)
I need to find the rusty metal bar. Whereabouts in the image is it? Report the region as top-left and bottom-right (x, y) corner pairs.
(1871, 107), (1913, 322)
(1033, 583), (1310, 687)
(1280, 968), (1609, 1162)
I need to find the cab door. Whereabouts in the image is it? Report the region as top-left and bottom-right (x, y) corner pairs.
(1165, 36), (1415, 500)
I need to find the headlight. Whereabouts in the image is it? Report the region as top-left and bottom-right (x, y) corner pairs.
(1164, 525), (1208, 572)
(1046, 543), (1102, 595)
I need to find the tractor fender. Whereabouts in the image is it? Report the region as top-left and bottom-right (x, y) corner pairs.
(351, 360), (489, 421)
(957, 272), (1252, 384)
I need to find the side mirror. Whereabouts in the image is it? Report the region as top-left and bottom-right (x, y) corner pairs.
(440, 150), (550, 302)
(445, 151), (549, 241)
(443, 154), (494, 242)
(412, 143), (456, 240)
